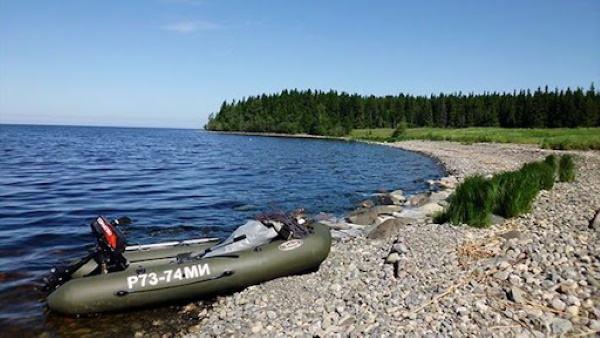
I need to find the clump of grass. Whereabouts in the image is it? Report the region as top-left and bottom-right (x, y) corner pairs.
(437, 154), (576, 228)
(558, 154), (576, 182)
(436, 176), (497, 228)
(544, 154), (559, 171)
(492, 170), (540, 218)
(521, 161), (555, 191)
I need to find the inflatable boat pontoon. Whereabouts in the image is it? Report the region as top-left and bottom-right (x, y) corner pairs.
(44, 215), (331, 315)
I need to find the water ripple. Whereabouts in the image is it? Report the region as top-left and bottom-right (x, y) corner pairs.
(0, 124), (445, 330)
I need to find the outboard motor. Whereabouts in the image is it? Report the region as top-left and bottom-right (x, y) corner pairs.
(90, 215), (128, 273)
(42, 216), (129, 292)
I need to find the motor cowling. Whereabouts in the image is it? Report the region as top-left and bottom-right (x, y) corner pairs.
(90, 216), (128, 272)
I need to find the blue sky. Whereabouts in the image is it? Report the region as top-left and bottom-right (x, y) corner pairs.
(1, 0), (598, 128)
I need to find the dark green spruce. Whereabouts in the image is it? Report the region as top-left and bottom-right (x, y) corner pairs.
(205, 85), (600, 135)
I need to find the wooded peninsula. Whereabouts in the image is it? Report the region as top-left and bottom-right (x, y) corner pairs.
(205, 85), (599, 136)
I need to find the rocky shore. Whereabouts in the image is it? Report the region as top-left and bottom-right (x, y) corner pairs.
(169, 141), (599, 337)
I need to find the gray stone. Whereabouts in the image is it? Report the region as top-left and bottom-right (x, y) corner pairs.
(490, 214), (506, 225)
(392, 243), (409, 254)
(500, 230), (521, 240)
(406, 193), (430, 207)
(493, 270), (510, 280)
(338, 315), (355, 326)
(366, 218), (409, 239)
(322, 316), (332, 330)
(509, 274), (522, 286)
(330, 283), (342, 293)
(562, 269), (578, 280)
(566, 295), (581, 307)
(374, 215), (395, 226)
(551, 297), (567, 311)
(456, 306), (469, 316)
(508, 286), (525, 304)
(375, 192), (395, 205)
(566, 305), (579, 317)
(415, 203), (444, 216)
(389, 190), (405, 204)
(251, 324), (263, 333)
(355, 200), (375, 209)
(347, 208), (378, 225)
(439, 176), (459, 189)
(474, 299), (488, 313)
(429, 190), (452, 201)
(551, 319), (573, 335)
(187, 325), (201, 333)
(497, 260), (511, 270)
(385, 252), (400, 264)
(372, 205), (404, 215)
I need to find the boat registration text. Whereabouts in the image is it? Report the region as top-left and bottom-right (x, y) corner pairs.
(127, 264), (211, 289)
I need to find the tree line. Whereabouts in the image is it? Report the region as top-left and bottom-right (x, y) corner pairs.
(205, 85), (600, 136)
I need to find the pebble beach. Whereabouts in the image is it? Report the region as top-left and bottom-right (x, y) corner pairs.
(163, 141), (599, 337)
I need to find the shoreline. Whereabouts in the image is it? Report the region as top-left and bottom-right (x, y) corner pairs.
(205, 130), (353, 141)
(174, 140), (599, 337)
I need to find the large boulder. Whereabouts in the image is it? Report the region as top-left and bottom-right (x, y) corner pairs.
(366, 218), (414, 239)
(389, 189), (406, 205)
(429, 190), (452, 202)
(374, 215), (396, 226)
(374, 190), (395, 205)
(347, 208), (379, 225)
(372, 205), (404, 215)
(438, 176), (459, 190)
(346, 205), (404, 226)
(406, 193), (430, 207)
(415, 202), (444, 217)
(394, 209), (427, 222)
(355, 200), (375, 209)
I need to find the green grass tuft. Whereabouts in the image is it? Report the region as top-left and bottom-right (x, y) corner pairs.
(544, 154), (559, 171)
(520, 161), (556, 191)
(558, 155), (576, 182)
(442, 176), (497, 228)
(492, 170), (540, 218)
(437, 153), (575, 227)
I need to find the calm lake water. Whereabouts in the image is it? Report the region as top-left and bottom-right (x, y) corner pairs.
(0, 124), (445, 334)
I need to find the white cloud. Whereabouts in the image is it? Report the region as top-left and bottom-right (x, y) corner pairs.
(161, 20), (225, 33)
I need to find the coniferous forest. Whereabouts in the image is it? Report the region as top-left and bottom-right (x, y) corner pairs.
(205, 85), (600, 136)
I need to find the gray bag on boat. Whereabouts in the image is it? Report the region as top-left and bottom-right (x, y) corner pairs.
(203, 220), (278, 258)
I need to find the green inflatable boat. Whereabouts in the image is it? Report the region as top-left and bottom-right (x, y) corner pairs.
(44, 215), (331, 315)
